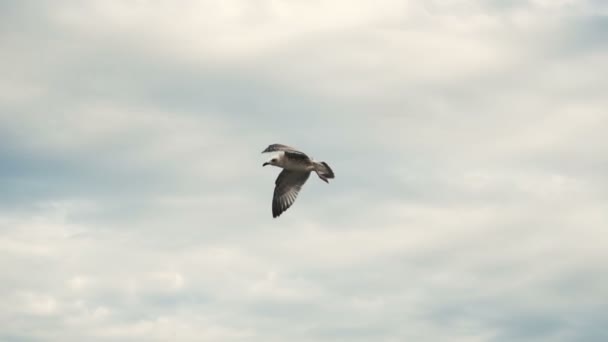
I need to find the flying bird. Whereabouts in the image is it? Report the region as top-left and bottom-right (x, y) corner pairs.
(262, 144), (335, 218)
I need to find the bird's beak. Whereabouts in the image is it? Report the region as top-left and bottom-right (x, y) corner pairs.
(262, 162), (269, 167)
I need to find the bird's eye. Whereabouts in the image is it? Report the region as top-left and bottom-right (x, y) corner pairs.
(271, 159), (277, 162)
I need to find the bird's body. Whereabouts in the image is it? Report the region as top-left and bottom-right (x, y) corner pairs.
(262, 144), (334, 218)
(271, 151), (315, 172)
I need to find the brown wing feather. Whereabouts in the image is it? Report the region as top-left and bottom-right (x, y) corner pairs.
(272, 170), (311, 218)
(262, 144), (305, 155)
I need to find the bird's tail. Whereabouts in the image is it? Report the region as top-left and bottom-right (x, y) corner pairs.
(313, 161), (335, 183)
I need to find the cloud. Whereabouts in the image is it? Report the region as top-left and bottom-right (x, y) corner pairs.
(1, 1), (607, 341)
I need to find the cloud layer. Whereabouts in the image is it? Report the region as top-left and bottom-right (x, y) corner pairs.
(1, 1), (607, 341)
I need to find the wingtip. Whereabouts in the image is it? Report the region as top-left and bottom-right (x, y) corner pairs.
(272, 206), (279, 218)
(261, 144), (277, 153)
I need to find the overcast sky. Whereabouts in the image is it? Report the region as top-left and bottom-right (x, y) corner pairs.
(1, 1), (607, 341)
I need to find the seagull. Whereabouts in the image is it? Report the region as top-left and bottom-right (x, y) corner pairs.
(262, 144), (335, 218)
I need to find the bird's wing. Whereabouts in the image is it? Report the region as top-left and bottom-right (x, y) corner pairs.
(262, 144), (306, 155)
(263, 144), (310, 162)
(272, 169), (311, 218)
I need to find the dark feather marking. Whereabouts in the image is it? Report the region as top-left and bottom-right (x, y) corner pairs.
(262, 144), (299, 153)
(272, 170), (310, 218)
(285, 150), (311, 162)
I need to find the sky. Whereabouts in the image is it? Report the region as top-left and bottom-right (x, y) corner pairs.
(1, 0), (607, 341)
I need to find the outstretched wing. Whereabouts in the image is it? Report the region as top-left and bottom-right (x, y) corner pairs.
(262, 144), (306, 155)
(272, 169), (311, 218)
(262, 143), (310, 162)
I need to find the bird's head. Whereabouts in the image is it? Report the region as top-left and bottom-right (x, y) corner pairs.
(263, 157), (279, 167)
